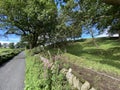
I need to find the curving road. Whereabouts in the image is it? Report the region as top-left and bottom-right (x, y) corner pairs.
(0, 52), (25, 90)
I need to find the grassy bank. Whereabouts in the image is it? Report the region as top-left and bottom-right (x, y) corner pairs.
(47, 38), (120, 76)
(25, 50), (70, 90)
(64, 38), (120, 76)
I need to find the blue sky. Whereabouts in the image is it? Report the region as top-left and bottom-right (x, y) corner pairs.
(0, 28), (109, 44)
(0, 30), (20, 44)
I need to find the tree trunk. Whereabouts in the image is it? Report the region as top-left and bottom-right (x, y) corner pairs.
(92, 35), (99, 48)
(29, 34), (38, 49)
(31, 36), (38, 48)
(89, 29), (99, 48)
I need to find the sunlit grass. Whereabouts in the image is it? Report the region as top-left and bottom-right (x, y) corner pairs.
(64, 38), (120, 76)
(0, 48), (12, 53)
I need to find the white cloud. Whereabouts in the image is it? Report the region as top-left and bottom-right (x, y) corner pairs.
(97, 33), (119, 38)
(96, 26), (119, 38)
(0, 39), (19, 44)
(112, 34), (119, 37)
(0, 36), (20, 44)
(97, 34), (109, 38)
(0, 41), (11, 44)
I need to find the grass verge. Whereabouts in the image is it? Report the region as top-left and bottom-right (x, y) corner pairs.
(25, 50), (71, 90)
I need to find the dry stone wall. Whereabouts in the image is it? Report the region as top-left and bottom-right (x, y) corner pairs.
(61, 68), (96, 90)
(40, 56), (96, 90)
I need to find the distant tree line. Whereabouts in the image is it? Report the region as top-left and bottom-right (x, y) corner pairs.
(0, 42), (14, 48)
(0, 42), (25, 49)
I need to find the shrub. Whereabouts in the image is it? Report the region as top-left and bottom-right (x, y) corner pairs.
(0, 49), (22, 65)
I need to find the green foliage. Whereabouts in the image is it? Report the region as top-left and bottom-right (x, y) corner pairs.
(31, 46), (43, 55)
(0, 0), (120, 50)
(0, 0), (57, 48)
(9, 43), (14, 49)
(15, 41), (27, 49)
(0, 49), (21, 64)
(0, 43), (2, 48)
(58, 0), (120, 41)
(25, 50), (71, 90)
(2, 43), (8, 48)
(102, 0), (120, 5)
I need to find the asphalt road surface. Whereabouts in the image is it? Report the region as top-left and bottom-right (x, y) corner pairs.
(0, 52), (25, 90)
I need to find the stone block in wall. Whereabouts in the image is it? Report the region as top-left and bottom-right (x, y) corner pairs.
(73, 76), (82, 90)
(89, 87), (96, 90)
(66, 69), (74, 85)
(81, 81), (90, 90)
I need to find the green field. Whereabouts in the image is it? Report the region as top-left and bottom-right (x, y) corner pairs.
(63, 38), (120, 76)
(0, 48), (12, 53)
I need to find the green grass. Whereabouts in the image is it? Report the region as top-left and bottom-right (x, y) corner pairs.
(24, 38), (120, 90)
(64, 38), (120, 76)
(25, 50), (71, 90)
(46, 38), (120, 76)
(0, 48), (12, 53)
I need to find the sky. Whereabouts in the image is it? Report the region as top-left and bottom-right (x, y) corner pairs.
(0, 30), (20, 44)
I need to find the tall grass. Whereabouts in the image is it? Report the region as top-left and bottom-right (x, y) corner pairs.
(25, 50), (71, 90)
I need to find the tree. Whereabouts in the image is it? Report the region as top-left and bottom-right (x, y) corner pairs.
(96, 5), (120, 40)
(15, 41), (26, 48)
(58, 0), (110, 46)
(1, 0), (119, 49)
(15, 42), (21, 48)
(61, 0), (120, 5)
(0, 42), (2, 48)
(56, 0), (83, 41)
(3, 43), (8, 48)
(0, 0), (57, 48)
(9, 43), (14, 49)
